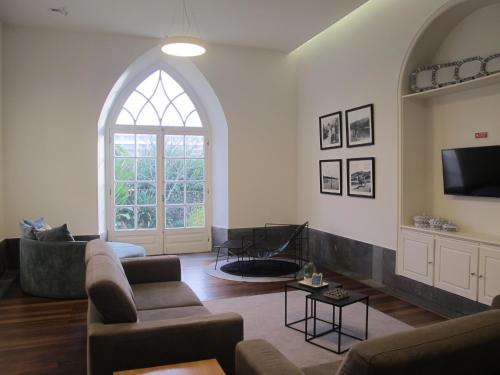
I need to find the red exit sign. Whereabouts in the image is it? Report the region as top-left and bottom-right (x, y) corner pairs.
(475, 132), (488, 139)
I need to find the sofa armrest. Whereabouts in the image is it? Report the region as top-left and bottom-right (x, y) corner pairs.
(121, 255), (181, 284)
(88, 312), (243, 375)
(236, 339), (304, 375)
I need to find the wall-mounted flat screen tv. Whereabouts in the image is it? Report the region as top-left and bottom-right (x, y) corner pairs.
(442, 145), (500, 198)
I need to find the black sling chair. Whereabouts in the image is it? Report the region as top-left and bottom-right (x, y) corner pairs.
(244, 221), (309, 268)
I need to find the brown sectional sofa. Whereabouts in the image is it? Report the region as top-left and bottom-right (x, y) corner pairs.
(236, 297), (500, 375)
(85, 239), (243, 375)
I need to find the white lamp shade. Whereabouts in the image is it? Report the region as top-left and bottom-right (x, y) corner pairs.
(161, 36), (206, 57)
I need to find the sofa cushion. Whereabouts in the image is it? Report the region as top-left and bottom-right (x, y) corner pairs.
(86, 255), (137, 324)
(132, 281), (202, 310)
(35, 224), (75, 242)
(137, 305), (211, 322)
(108, 242), (146, 258)
(302, 362), (342, 375)
(337, 309), (500, 375)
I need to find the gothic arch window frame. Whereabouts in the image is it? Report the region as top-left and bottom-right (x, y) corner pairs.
(105, 62), (212, 253)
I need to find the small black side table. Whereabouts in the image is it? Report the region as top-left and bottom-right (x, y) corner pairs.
(305, 290), (369, 354)
(213, 240), (249, 270)
(284, 280), (342, 334)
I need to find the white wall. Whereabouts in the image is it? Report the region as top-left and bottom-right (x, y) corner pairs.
(195, 44), (297, 228)
(2, 26), (297, 237)
(293, 0), (450, 250)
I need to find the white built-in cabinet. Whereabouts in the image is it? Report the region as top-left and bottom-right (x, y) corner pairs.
(398, 228), (500, 304)
(397, 230), (434, 286)
(434, 238), (478, 300)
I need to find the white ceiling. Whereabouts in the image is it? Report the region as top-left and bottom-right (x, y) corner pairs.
(0, 0), (368, 52)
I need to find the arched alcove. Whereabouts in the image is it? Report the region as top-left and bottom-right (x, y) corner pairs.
(97, 47), (229, 252)
(396, 0), (500, 301)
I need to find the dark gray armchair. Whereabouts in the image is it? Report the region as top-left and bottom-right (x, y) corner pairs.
(20, 236), (98, 299)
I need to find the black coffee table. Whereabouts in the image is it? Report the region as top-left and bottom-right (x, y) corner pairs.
(284, 280), (342, 334)
(305, 290), (369, 354)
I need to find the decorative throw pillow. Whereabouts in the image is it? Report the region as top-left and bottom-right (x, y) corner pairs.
(35, 224), (75, 242)
(19, 222), (37, 239)
(23, 217), (51, 231)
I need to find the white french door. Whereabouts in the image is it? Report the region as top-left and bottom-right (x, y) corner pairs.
(106, 68), (212, 255)
(108, 128), (211, 255)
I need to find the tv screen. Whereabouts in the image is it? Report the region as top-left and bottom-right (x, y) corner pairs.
(442, 145), (500, 198)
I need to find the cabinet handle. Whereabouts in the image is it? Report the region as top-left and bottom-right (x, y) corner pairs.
(471, 272), (476, 276)
(427, 261), (433, 264)
(479, 275), (484, 278)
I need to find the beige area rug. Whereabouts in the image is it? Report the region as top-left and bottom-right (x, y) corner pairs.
(204, 291), (412, 368)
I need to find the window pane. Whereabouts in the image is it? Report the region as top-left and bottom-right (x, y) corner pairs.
(164, 135), (184, 157)
(166, 206), (184, 228)
(165, 182), (184, 204)
(150, 83), (169, 117)
(114, 134), (135, 157)
(165, 159), (184, 180)
(185, 111), (202, 128)
(173, 93), (196, 121)
(185, 136), (204, 158)
(162, 104), (183, 127)
(116, 109), (135, 125)
(115, 207), (135, 230)
(115, 182), (135, 205)
(136, 71), (159, 98)
(185, 159), (204, 180)
(137, 159), (156, 181)
(186, 182), (204, 204)
(136, 134), (157, 157)
(115, 158), (135, 181)
(123, 91), (147, 119)
(137, 207), (156, 229)
(186, 205), (205, 228)
(137, 183), (156, 205)
(161, 71), (184, 98)
(136, 102), (160, 126)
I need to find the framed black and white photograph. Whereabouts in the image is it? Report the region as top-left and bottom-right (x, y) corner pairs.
(347, 157), (375, 198)
(319, 159), (342, 195)
(319, 111), (342, 150)
(346, 104), (374, 147)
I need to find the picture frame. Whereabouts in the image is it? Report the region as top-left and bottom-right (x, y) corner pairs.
(345, 104), (374, 147)
(319, 111), (342, 150)
(319, 159), (342, 195)
(347, 157), (375, 198)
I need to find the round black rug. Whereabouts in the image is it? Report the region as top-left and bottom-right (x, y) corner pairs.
(220, 259), (300, 277)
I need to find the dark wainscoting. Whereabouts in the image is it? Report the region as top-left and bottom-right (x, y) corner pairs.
(211, 225), (488, 317)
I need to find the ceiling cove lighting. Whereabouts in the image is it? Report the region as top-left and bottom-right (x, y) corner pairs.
(161, 0), (206, 57)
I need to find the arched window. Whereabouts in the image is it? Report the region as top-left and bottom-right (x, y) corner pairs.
(116, 70), (203, 128)
(108, 69), (210, 255)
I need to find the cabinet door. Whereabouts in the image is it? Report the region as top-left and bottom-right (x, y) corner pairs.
(434, 238), (478, 300)
(397, 230), (434, 286)
(478, 245), (500, 305)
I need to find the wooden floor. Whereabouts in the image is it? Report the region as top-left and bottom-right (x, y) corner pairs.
(0, 253), (445, 375)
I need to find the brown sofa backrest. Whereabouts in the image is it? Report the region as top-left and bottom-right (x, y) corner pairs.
(85, 242), (137, 324)
(85, 239), (125, 272)
(337, 309), (500, 375)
